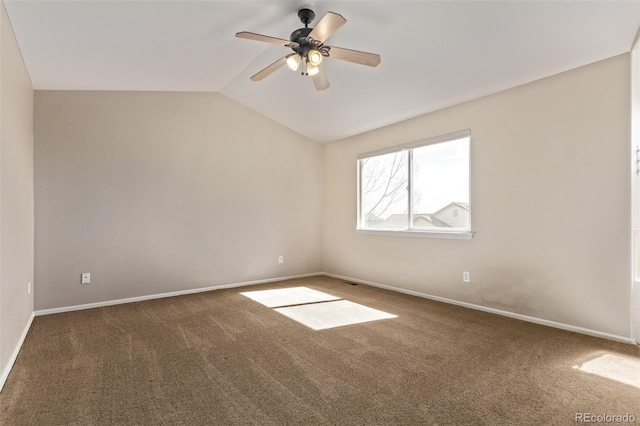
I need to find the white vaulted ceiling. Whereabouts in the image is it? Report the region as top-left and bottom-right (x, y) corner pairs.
(4, 1), (640, 143)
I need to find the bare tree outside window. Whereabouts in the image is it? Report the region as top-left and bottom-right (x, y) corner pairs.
(358, 132), (470, 231)
(361, 151), (408, 229)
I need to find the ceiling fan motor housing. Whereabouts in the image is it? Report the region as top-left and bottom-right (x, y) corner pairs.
(290, 27), (312, 44)
(290, 9), (320, 59)
(290, 27), (314, 58)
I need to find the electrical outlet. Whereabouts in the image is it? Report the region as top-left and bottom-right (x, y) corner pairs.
(278, 256), (284, 264)
(463, 271), (470, 283)
(28, 282), (31, 295)
(81, 273), (91, 284)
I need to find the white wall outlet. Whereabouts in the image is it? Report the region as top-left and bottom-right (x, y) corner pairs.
(81, 273), (91, 284)
(28, 282), (31, 295)
(278, 256), (284, 264)
(463, 271), (470, 283)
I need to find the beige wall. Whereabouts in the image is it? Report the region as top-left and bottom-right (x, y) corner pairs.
(30, 54), (635, 338)
(323, 54), (632, 338)
(34, 91), (322, 310)
(0, 2), (34, 380)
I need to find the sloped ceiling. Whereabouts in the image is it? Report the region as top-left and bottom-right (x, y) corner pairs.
(5, 1), (640, 143)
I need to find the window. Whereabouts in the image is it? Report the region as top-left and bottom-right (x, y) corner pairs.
(357, 130), (471, 237)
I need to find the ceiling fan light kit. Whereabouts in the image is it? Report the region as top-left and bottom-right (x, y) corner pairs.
(308, 50), (323, 66)
(236, 8), (381, 91)
(306, 62), (320, 76)
(286, 53), (301, 71)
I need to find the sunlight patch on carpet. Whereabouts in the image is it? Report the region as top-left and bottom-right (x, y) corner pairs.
(240, 286), (340, 308)
(274, 300), (397, 330)
(573, 354), (640, 389)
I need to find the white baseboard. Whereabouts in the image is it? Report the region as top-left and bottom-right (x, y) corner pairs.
(34, 271), (637, 345)
(0, 312), (34, 392)
(324, 272), (637, 345)
(34, 272), (324, 316)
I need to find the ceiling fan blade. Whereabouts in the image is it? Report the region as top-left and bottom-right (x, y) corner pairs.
(236, 31), (298, 48)
(312, 64), (330, 91)
(308, 12), (346, 43)
(327, 46), (381, 67)
(250, 56), (288, 81)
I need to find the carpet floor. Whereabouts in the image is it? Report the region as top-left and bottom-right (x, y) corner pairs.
(1, 276), (639, 425)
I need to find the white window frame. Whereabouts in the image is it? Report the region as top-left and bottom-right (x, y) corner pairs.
(356, 129), (473, 240)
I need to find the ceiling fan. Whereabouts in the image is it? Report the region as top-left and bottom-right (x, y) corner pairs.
(236, 8), (381, 91)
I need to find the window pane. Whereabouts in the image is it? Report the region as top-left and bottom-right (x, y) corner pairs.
(412, 137), (469, 229)
(360, 151), (408, 229)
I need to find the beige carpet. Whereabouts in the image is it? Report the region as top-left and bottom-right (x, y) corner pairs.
(1, 276), (639, 425)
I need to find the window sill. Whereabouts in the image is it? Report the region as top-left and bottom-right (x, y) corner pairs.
(356, 229), (474, 240)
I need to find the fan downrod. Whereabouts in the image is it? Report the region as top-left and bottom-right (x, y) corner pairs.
(297, 8), (315, 27)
